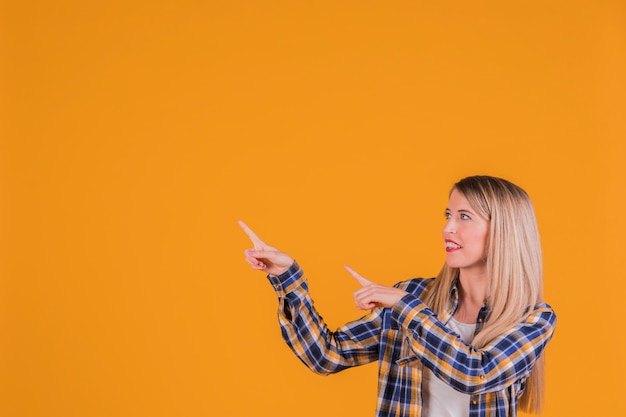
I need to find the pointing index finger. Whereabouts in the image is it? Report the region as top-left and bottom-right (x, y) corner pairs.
(238, 220), (266, 249)
(344, 264), (372, 287)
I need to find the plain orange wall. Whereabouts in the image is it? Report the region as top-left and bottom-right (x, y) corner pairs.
(2, 1), (625, 416)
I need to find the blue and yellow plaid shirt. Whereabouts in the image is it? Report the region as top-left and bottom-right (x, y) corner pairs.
(268, 262), (557, 417)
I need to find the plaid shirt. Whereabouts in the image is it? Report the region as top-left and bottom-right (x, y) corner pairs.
(268, 262), (557, 417)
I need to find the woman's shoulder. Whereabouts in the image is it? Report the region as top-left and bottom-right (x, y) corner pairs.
(530, 301), (556, 315)
(394, 277), (436, 296)
(526, 302), (558, 326)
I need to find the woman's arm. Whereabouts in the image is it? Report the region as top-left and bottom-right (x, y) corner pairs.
(392, 293), (557, 395)
(239, 221), (381, 375)
(271, 262), (382, 374)
(345, 266), (556, 394)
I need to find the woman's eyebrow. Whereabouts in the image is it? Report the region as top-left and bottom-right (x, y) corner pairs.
(447, 208), (475, 214)
(446, 207), (475, 212)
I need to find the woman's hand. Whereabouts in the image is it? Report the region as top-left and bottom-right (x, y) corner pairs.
(345, 265), (408, 310)
(239, 220), (294, 276)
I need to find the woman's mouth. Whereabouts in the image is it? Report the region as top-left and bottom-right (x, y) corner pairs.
(445, 240), (462, 252)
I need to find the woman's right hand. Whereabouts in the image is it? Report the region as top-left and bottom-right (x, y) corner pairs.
(239, 220), (294, 276)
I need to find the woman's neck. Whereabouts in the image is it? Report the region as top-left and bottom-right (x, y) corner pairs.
(455, 269), (488, 324)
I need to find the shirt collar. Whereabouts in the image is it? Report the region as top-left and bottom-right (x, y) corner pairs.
(445, 277), (491, 328)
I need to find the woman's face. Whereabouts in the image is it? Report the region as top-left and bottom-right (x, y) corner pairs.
(443, 189), (490, 276)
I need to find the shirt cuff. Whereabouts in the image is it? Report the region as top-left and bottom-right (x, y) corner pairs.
(391, 293), (430, 330)
(267, 261), (305, 295)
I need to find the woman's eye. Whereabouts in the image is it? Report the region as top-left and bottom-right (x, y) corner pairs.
(460, 213), (471, 220)
(444, 211), (451, 219)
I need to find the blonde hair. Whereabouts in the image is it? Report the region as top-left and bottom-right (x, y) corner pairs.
(423, 176), (546, 414)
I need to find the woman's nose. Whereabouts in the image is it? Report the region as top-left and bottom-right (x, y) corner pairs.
(443, 220), (456, 234)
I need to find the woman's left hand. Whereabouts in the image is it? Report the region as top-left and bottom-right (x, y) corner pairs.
(345, 265), (408, 310)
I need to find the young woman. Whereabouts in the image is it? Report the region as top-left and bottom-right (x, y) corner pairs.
(240, 175), (557, 417)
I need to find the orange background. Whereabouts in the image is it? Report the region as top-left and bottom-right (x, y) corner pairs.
(1, 1), (625, 416)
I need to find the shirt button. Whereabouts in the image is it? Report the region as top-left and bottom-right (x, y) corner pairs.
(478, 318), (483, 323)
(480, 375), (486, 380)
(472, 399), (478, 405)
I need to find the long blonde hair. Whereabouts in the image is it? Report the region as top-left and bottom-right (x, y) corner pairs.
(423, 176), (546, 414)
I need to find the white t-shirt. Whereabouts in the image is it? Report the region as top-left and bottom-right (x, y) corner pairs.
(422, 317), (477, 417)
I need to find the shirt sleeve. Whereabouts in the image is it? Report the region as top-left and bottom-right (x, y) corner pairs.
(390, 293), (557, 395)
(268, 261), (382, 375)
